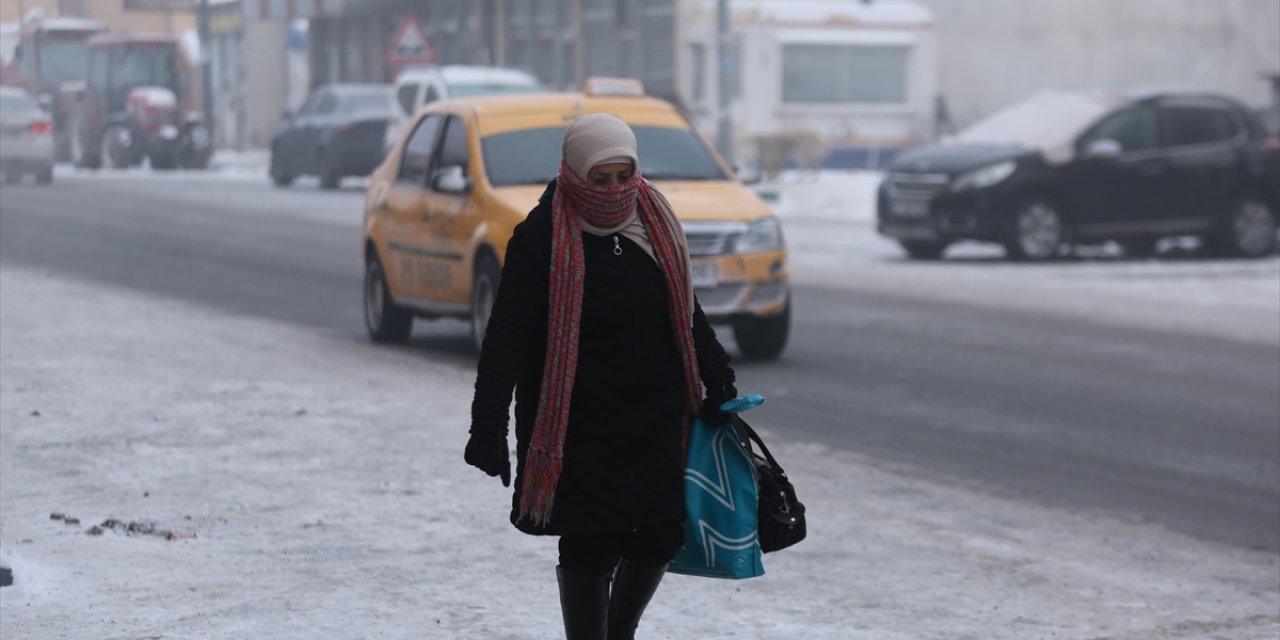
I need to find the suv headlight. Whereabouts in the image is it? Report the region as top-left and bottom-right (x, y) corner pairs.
(737, 217), (784, 253)
(951, 161), (1016, 192)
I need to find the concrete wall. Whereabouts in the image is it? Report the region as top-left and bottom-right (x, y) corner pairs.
(242, 19), (286, 148)
(916, 0), (1280, 127)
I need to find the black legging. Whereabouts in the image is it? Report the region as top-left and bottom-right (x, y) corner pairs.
(558, 522), (684, 574)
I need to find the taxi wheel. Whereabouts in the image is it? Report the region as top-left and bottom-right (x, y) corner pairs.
(733, 297), (790, 361)
(364, 253), (413, 343)
(470, 255), (501, 354)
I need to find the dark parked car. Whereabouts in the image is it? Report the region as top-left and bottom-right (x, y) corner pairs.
(878, 90), (1280, 260)
(270, 84), (393, 189)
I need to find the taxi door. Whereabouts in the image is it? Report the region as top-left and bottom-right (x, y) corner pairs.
(416, 113), (477, 303)
(381, 113), (444, 301)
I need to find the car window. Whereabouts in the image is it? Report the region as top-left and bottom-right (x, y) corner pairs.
(1076, 107), (1158, 154)
(482, 125), (729, 187)
(436, 116), (470, 172)
(424, 85), (441, 104)
(343, 90), (391, 115)
(396, 83), (418, 115)
(1160, 105), (1240, 147)
(297, 92), (323, 116)
(398, 114), (444, 184)
(316, 93), (339, 115)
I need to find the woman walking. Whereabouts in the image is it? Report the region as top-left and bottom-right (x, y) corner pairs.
(465, 113), (737, 639)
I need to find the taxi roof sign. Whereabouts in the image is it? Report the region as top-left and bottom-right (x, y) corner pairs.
(584, 77), (645, 97)
(386, 15), (437, 66)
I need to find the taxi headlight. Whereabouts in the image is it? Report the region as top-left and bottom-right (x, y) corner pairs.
(951, 161), (1016, 192)
(737, 217), (784, 253)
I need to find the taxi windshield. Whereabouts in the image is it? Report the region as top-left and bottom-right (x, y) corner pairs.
(482, 125), (728, 186)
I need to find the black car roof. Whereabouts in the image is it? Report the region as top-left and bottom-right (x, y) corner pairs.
(1078, 86), (1247, 107)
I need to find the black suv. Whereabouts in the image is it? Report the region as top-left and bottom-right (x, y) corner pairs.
(878, 90), (1280, 260)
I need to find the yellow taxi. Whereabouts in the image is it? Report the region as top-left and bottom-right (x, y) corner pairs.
(361, 79), (790, 359)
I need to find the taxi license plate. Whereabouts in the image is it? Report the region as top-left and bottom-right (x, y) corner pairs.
(893, 200), (930, 217)
(691, 262), (718, 287)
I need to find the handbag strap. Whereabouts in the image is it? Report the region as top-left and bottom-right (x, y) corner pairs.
(732, 416), (786, 475)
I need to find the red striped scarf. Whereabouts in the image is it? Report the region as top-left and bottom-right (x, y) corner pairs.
(518, 161), (702, 526)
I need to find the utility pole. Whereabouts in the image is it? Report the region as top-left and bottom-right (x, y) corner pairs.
(573, 0), (584, 89)
(197, 0), (214, 136)
(716, 0), (734, 165)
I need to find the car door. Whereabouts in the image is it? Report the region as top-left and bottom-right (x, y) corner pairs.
(301, 90), (339, 174)
(278, 91), (319, 171)
(382, 113), (445, 302)
(1066, 104), (1168, 237)
(1154, 99), (1247, 232)
(420, 113), (476, 302)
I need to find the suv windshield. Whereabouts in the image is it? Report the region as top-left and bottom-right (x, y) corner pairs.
(483, 125), (728, 186)
(447, 83), (540, 98)
(38, 38), (90, 87)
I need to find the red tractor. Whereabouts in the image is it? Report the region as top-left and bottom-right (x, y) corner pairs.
(65, 34), (211, 170)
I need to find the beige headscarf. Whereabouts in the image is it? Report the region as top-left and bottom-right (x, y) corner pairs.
(561, 113), (691, 276)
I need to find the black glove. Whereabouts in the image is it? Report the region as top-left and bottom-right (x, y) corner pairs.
(700, 379), (738, 426)
(465, 432), (511, 487)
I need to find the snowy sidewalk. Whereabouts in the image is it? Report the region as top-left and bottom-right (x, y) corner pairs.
(1, 266), (1277, 639)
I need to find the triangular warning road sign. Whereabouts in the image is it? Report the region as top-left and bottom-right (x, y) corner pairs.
(386, 14), (437, 66)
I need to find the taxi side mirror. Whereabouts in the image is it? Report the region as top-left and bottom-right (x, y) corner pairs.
(432, 165), (472, 194)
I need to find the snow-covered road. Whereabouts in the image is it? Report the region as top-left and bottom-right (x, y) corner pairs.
(2, 266), (1276, 639)
(49, 164), (1280, 346)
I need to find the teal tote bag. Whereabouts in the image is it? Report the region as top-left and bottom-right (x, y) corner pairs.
(668, 394), (766, 580)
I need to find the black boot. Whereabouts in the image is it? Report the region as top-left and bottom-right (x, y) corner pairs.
(606, 560), (667, 640)
(557, 565), (610, 640)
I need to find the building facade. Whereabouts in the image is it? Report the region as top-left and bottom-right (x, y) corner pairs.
(916, 0), (1280, 127)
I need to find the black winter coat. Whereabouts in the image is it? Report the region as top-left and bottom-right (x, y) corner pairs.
(470, 180), (735, 536)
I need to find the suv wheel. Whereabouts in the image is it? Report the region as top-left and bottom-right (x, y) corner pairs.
(1210, 197), (1277, 258)
(364, 253), (413, 343)
(270, 146), (295, 187)
(319, 153), (341, 190)
(471, 255), (501, 353)
(899, 240), (950, 260)
(733, 297), (790, 361)
(1006, 196), (1067, 261)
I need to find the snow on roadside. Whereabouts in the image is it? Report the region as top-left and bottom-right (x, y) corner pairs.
(751, 169), (883, 223)
(1, 269), (1278, 640)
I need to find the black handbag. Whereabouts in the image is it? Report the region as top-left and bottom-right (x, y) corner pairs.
(733, 416), (807, 553)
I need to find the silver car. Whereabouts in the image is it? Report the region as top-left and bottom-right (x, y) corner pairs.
(0, 87), (55, 185)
